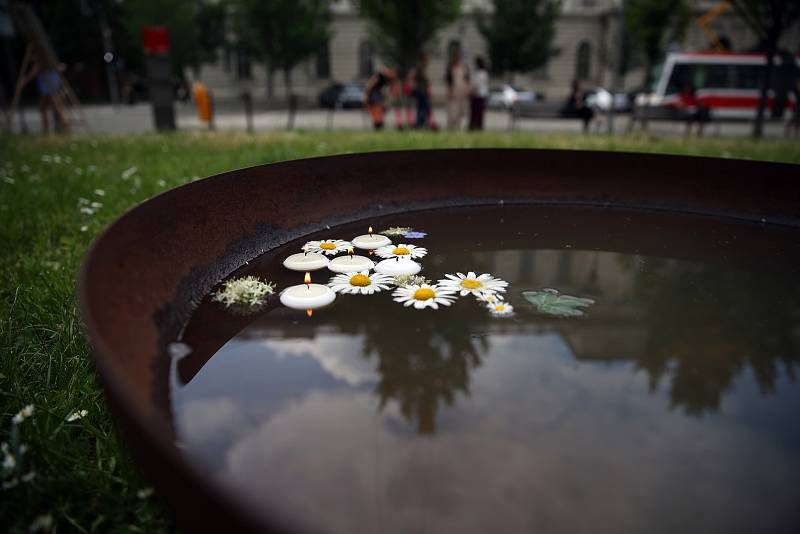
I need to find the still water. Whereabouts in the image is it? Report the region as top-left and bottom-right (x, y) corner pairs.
(173, 206), (800, 534)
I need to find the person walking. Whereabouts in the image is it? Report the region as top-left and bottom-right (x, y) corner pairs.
(469, 56), (489, 130)
(36, 67), (65, 133)
(445, 51), (469, 130)
(363, 66), (397, 130)
(560, 79), (594, 133)
(410, 55), (434, 129)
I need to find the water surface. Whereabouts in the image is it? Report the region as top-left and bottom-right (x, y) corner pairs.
(174, 205), (800, 534)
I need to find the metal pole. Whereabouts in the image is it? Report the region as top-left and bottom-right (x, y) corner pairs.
(607, 0), (625, 135)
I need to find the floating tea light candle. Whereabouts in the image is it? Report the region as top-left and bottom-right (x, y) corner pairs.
(282, 246), (329, 271)
(280, 272), (336, 310)
(328, 247), (375, 273)
(374, 257), (421, 276)
(352, 226), (391, 250)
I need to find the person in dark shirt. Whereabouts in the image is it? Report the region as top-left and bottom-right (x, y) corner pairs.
(561, 79), (594, 133)
(363, 66), (397, 130)
(676, 82), (711, 137)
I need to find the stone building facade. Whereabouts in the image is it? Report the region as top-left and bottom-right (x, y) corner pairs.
(197, 0), (799, 105)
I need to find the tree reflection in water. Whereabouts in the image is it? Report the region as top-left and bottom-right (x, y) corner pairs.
(629, 258), (800, 415)
(334, 296), (489, 435)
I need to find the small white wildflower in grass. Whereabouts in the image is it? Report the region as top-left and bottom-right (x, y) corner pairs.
(12, 405), (34, 425)
(328, 270), (394, 295)
(87, 164), (97, 172)
(52, 155), (62, 164)
(121, 165), (138, 180)
(3, 177), (15, 184)
(29, 514), (53, 532)
(212, 276), (275, 314)
(157, 179), (167, 187)
(66, 410), (88, 422)
(93, 188), (105, 196)
(41, 155), (52, 163)
(80, 225), (88, 232)
(79, 207), (95, 215)
(74, 168), (83, 175)
(2, 477), (18, 490)
(438, 272), (509, 297)
(21, 471), (35, 483)
(375, 243), (427, 260)
(137, 487), (154, 499)
(77, 197), (89, 206)
(90, 201), (103, 209)
(21, 164), (30, 173)
(380, 226), (412, 237)
(392, 284), (457, 310)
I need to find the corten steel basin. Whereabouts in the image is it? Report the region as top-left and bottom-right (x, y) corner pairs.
(78, 149), (800, 533)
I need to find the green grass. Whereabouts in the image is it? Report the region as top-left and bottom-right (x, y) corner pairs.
(1, 131), (798, 533)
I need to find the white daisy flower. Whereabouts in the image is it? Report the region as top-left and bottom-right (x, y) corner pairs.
(476, 292), (505, 304)
(438, 272), (509, 297)
(304, 239), (352, 256)
(375, 243), (427, 259)
(392, 284), (457, 310)
(487, 302), (515, 317)
(328, 270), (394, 295)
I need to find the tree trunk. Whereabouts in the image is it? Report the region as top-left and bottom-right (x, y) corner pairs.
(284, 68), (296, 130)
(753, 37), (776, 139)
(266, 66), (275, 99)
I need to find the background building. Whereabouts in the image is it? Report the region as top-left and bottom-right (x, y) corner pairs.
(162, 1), (799, 105)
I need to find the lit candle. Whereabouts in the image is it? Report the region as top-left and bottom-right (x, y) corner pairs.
(283, 251), (329, 271)
(374, 257), (421, 276)
(328, 251), (375, 273)
(352, 226), (391, 250)
(280, 272), (336, 310)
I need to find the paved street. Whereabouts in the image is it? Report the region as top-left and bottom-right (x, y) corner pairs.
(6, 101), (793, 138)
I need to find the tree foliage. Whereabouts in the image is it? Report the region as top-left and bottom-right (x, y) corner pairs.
(476, 0), (560, 77)
(729, 0), (800, 137)
(359, 0), (461, 72)
(235, 0), (331, 85)
(623, 0), (691, 85)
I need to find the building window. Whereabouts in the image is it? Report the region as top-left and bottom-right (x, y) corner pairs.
(447, 39), (461, 64)
(359, 40), (374, 78)
(575, 41), (591, 81)
(316, 41), (330, 79)
(236, 47), (252, 80)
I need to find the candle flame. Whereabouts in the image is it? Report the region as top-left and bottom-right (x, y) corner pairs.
(347, 247), (354, 256)
(368, 226), (373, 235)
(306, 308), (313, 317)
(304, 272), (311, 285)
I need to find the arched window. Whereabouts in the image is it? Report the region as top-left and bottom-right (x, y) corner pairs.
(359, 40), (374, 79)
(316, 41), (330, 79)
(575, 41), (591, 81)
(447, 39), (461, 64)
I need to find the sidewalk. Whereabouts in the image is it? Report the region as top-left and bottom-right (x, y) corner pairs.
(6, 102), (792, 138)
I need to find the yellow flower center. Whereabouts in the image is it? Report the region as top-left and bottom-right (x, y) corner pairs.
(349, 274), (371, 287)
(461, 279), (483, 289)
(393, 247), (410, 255)
(320, 242), (337, 250)
(413, 288), (435, 301)
(485, 295), (496, 302)
(495, 304), (506, 311)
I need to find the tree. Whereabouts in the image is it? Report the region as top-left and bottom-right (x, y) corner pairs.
(359, 0), (460, 73)
(476, 0), (560, 80)
(236, 0), (331, 128)
(623, 0), (691, 88)
(730, 0), (800, 138)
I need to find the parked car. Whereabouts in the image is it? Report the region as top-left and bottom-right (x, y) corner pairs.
(487, 85), (537, 110)
(584, 87), (632, 112)
(318, 83), (364, 109)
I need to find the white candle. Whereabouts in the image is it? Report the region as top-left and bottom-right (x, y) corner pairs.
(283, 252), (329, 271)
(352, 234), (391, 250)
(328, 254), (375, 273)
(280, 283), (336, 309)
(374, 257), (421, 276)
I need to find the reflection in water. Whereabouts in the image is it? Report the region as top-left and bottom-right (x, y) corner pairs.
(174, 208), (800, 534)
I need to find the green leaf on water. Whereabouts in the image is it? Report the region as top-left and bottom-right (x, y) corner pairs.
(522, 288), (596, 317)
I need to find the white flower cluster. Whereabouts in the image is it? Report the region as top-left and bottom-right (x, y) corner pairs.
(212, 276), (275, 314)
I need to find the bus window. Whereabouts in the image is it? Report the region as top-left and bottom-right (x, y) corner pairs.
(666, 64), (689, 94)
(731, 65), (761, 89)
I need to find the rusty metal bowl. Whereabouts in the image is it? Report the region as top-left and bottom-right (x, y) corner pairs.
(78, 149), (799, 533)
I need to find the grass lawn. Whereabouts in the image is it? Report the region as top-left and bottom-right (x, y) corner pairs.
(1, 131), (798, 533)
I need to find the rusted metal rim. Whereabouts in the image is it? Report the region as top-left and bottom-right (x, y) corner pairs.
(77, 149), (800, 532)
